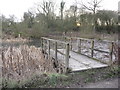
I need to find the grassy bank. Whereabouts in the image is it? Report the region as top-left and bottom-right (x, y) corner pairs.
(2, 64), (119, 88)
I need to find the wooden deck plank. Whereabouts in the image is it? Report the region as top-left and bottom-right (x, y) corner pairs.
(49, 49), (108, 72)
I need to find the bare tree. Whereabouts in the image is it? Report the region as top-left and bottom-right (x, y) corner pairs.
(23, 10), (35, 28)
(37, 0), (55, 17)
(70, 5), (77, 18)
(60, 1), (65, 20)
(81, 0), (102, 32)
(81, 0), (102, 14)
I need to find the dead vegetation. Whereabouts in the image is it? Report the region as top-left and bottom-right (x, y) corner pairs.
(1, 45), (66, 88)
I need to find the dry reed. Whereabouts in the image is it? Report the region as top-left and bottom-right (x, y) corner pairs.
(1, 45), (64, 84)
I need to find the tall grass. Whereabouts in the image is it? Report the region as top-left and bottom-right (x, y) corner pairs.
(1, 45), (58, 88)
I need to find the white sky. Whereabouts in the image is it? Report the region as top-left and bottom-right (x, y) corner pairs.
(0, 0), (119, 21)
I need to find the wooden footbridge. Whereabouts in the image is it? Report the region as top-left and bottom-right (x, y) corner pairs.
(41, 37), (116, 72)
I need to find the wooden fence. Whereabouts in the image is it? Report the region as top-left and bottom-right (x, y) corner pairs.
(65, 36), (115, 65)
(41, 37), (70, 73)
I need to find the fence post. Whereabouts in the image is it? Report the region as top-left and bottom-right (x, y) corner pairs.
(65, 43), (69, 73)
(91, 40), (94, 57)
(109, 42), (113, 65)
(41, 38), (43, 51)
(77, 39), (81, 53)
(48, 40), (50, 59)
(70, 38), (72, 50)
(55, 42), (57, 61)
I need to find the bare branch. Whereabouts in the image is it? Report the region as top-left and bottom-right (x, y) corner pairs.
(81, 0), (102, 14)
(37, 8), (41, 13)
(98, 0), (103, 4)
(82, 4), (94, 11)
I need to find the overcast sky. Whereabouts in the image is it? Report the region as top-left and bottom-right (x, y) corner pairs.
(0, 0), (119, 21)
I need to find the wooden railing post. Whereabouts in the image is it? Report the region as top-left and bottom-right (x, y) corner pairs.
(77, 39), (81, 53)
(91, 40), (94, 57)
(48, 40), (50, 59)
(65, 43), (69, 73)
(44, 40), (47, 52)
(109, 42), (113, 64)
(70, 38), (72, 50)
(55, 42), (57, 61)
(41, 38), (43, 51)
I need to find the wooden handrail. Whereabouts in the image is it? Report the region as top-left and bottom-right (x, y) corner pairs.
(41, 37), (70, 73)
(66, 36), (115, 43)
(65, 36), (115, 64)
(41, 37), (68, 44)
(93, 48), (109, 53)
(66, 36), (92, 41)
